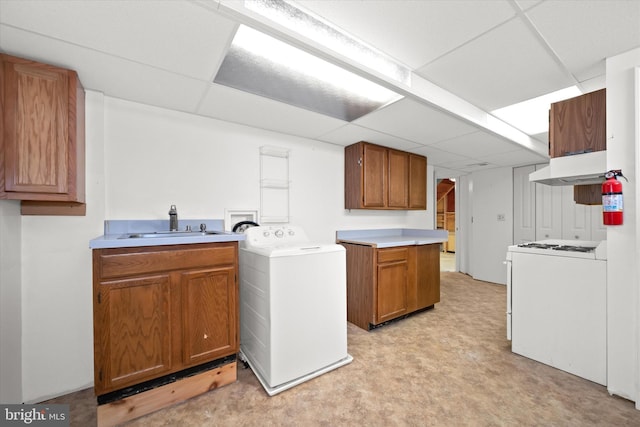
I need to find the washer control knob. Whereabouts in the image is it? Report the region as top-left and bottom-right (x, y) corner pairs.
(263, 231), (270, 237)
(288, 229), (295, 236)
(275, 229), (284, 238)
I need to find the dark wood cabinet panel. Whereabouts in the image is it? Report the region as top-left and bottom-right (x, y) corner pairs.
(0, 53), (85, 214)
(376, 257), (408, 323)
(362, 143), (387, 208)
(415, 245), (440, 309)
(93, 275), (173, 392)
(409, 154), (427, 209)
(342, 242), (439, 330)
(549, 89), (606, 158)
(181, 266), (237, 366)
(93, 242), (239, 396)
(345, 141), (426, 210)
(387, 149), (409, 208)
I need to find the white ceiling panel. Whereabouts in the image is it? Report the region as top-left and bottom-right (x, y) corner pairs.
(412, 145), (470, 166)
(1, 0), (237, 80)
(299, 0), (516, 69)
(431, 131), (523, 158)
(198, 83), (347, 139)
(2, 0), (639, 175)
(317, 123), (423, 152)
(353, 98), (478, 145)
(526, 0), (640, 83)
(415, 17), (575, 111)
(477, 147), (546, 167)
(0, 26), (209, 113)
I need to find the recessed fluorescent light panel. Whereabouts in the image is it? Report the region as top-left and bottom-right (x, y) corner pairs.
(491, 86), (582, 135)
(245, 0), (411, 86)
(214, 25), (403, 121)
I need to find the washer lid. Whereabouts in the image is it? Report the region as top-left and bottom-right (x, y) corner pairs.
(245, 243), (345, 257)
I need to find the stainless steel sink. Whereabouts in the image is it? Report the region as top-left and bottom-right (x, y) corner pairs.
(119, 230), (224, 239)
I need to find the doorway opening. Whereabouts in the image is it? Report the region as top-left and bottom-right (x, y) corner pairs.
(437, 178), (456, 272)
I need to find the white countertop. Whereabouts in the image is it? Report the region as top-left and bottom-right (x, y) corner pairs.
(89, 219), (245, 249)
(336, 228), (448, 248)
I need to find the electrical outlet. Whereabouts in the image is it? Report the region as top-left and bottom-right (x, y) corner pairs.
(497, 214), (506, 221)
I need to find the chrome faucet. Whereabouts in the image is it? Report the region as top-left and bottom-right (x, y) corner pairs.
(169, 205), (178, 231)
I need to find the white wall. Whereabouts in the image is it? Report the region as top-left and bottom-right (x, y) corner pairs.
(468, 167), (513, 285)
(7, 93), (435, 402)
(103, 98), (435, 240)
(18, 91), (105, 403)
(0, 200), (21, 403)
(605, 48), (640, 403)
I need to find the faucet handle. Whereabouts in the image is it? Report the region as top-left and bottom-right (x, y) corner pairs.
(200, 223), (207, 232)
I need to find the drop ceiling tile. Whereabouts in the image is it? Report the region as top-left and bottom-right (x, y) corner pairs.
(317, 123), (423, 152)
(0, 26), (208, 113)
(198, 84), (347, 139)
(0, 0), (237, 80)
(299, 0), (516, 69)
(416, 17), (575, 111)
(431, 131), (521, 157)
(353, 98), (478, 145)
(526, 0), (640, 82)
(477, 147), (547, 166)
(412, 146), (470, 166)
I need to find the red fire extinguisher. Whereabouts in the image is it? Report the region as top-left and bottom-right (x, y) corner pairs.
(602, 169), (625, 225)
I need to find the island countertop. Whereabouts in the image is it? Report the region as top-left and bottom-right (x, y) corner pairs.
(89, 219), (246, 249)
(336, 228), (448, 248)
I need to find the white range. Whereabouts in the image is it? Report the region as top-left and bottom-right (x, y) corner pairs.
(506, 239), (607, 385)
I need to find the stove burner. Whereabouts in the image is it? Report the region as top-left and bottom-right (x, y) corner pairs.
(517, 242), (595, 253)
(552, 245), (595, 253)
(517, 243), (559, 249)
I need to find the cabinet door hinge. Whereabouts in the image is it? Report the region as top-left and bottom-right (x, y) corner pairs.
(358, 157), (362, 166)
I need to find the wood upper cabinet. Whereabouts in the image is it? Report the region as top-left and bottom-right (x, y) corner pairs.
(93, 242), (238, 396)
(409, 154), (427, 209)
(342, 242), (440, 330)
(387, 149), (409, 208)
(345, 141), (427, 210)
(0, 54), (85, 214)
(361, 143), (387, 208)
(549, 89), (606, 158)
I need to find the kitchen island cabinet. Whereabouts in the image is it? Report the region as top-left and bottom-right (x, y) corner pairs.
(337, 229), (446, 330)
(92, 240), (238, 426)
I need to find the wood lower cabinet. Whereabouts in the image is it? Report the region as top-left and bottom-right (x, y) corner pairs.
(342, 242), (440, 330)
(92, 242), (238, 396)
(1, 54), (85, 215)
(376, 247), (409, 323)
(345, 141), (427, 210)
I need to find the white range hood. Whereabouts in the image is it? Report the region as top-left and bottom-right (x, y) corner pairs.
(529, 151), (606, 186)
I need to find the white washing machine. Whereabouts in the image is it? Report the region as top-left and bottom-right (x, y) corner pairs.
(239, 225), (353, 396)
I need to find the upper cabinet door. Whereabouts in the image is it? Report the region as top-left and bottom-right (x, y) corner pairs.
(408, 154), (427, 209)
(549, 89), (606, 158)
(3, 59), (69, 194)
(1, 54), (85, 205)
(362, 143), (387, 208)
(387, 149), (409, 208)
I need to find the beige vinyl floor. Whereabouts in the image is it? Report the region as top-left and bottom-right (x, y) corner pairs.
(43, 272), (640, 426)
